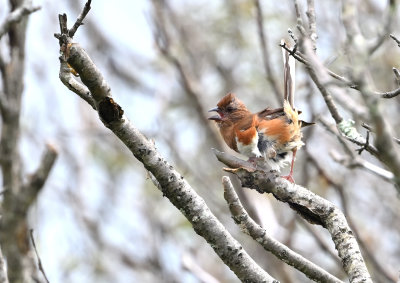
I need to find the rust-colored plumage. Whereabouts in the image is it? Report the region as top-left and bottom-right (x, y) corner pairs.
(209, 42), (309, 182)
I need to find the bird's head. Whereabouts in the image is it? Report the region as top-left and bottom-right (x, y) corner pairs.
(208, 93), (249, 124)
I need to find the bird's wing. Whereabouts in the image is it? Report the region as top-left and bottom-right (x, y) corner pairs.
(256, 107), (285, 119)
(234, 114), (257, 131)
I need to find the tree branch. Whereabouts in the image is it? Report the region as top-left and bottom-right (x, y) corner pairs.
(214, 149), (372, 283)
(307, 150), (398, 282)
(330, 150), (394, 183)
(317, 117), (393, 183)
(68, 0), (91, 37)
(293, 0), (307, 36)
(306, 0), (317, 49)
(300, 38), (343, 124)
(368, 0), (397, 54)
(22, 143), (58, 207)
(379, 87), (400, 99)
(358, 83), (400, 191)
(297, 37), (400, 186)
(222, 176), (344, 283)
(58, 58), (96, 109)
(0, 2), (40, 39)
(30, 230), (50, 283)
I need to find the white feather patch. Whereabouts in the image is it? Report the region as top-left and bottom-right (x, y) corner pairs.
(236, 135), (262, 158)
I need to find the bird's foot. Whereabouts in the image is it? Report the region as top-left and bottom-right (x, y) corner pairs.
(281, 174), (295, 183)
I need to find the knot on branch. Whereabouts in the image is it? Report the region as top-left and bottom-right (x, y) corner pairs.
(98, 97), (124, 124)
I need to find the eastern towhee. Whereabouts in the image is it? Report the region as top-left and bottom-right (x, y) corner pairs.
(209, 42), (310, 183)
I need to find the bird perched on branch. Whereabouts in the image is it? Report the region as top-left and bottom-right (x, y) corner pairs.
(209, 42), (309, 183)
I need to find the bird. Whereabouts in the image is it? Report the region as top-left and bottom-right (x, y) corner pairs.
(208, 42), (307, 183)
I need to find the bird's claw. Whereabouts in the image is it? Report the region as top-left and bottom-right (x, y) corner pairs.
(281, 174), (295, 183)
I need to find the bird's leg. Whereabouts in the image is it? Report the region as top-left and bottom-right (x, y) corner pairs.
(281, 148), (297, 183)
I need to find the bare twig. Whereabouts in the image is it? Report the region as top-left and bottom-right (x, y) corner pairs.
(29, 230), (50, 283)
(320, 117), (397, 185)
(280, 42), (358, 90)
(306, 0), (317, 49)
(293, 0), (307, 36)
(222, 176), (344, 283)
(279, 42), (308, 65)
(356, 130), (370, 155)
(0, 3), (41, 39)
(359, 84), (400, 191)
(282, 36), (400, 100)
(392, 67), (400, 86)
(319, 117), (379, 162)
(361, 123), (372, 132)
(301, 38), (343, 124)
(379, 87), (400, 99)
(369, 0), (397, 54)
(330, 150), (394, 183)
(341, 0), (366, 50)
(68, 0), (91, 37)
(54, 0), (91, 43)
(362, 122), (400, 147)
(297, 217), (342, 265)
(181, 253), (220, 283)
(390, 34), (400, 47)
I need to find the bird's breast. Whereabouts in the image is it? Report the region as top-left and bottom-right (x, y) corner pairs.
(235, 125), (261, 158)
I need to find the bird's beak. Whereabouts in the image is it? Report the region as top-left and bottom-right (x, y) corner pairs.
(208, 107), (220, 113)
(208, 114), (222, 121)
(208, 106), (223, 121)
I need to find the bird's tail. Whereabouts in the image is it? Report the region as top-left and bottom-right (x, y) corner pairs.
(283, 100), (300, 127)
(281, 40), (295, 109)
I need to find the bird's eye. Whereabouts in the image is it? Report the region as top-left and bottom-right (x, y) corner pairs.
(226, 106), (235, 112)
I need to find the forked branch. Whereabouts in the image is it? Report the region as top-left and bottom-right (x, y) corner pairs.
(214, 149), (372, 283)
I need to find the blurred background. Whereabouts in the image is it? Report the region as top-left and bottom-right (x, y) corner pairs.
(1, 0), (400, 282)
